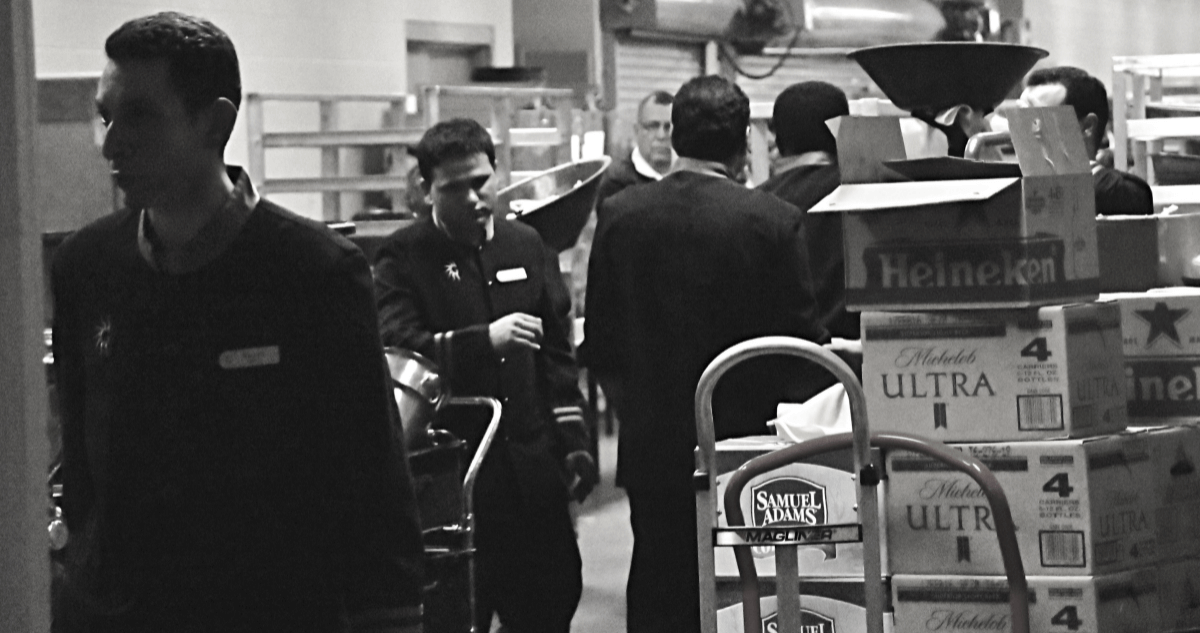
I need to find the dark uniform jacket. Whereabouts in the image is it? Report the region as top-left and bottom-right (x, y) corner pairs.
(52, 193), (424, 631)
(595, 150), (656, 233)
(1094, 165), (1154, 216)
(582, 171), (831, 492)
(758, 163), (861, 340)
(373, 217), (588, 517)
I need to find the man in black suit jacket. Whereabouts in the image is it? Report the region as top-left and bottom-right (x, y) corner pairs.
(581, 75), (830, 633)
(373, 119), (598, 633)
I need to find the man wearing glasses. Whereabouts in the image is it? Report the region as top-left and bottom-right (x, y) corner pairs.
(595, 90), (675, 229)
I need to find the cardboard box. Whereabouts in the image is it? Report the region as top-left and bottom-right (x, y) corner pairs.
(1144, 424), (1200, 560)
(884, 431), (1159, 576)
(891, 569), (1161, 633)
(861, 302), (1128, 443)
(714, 577), (893, 633)
(704, 436), (887, 579)
(1097, 212), (1200, 293)
(1158, 557), (1200, 632)
(811, 107), (1098, 311)
(1102, 287), (1200, 425)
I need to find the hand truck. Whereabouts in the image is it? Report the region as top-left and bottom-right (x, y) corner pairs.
(694, 336), (1030, 633)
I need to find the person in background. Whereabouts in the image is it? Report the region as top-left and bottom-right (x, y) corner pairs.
(594, 90), (675, 226)
(582, 75), (830, 633)
(758, 81), (860, 343)
(1021, 65), (1154, 215)
(51, 12), (424, 632)
(373, 118), (598, 633)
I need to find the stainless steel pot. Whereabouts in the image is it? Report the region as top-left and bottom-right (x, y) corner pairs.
(385, 347), (444, 448)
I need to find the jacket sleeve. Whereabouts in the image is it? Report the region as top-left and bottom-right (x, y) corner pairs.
(535, 241), (589, 456)
(316, 251), (425, 633)
(373, 239), (492, 376)
(50, 250), (96, 569)
(578, 198), (623, 379)
(773, 205), (831, 345)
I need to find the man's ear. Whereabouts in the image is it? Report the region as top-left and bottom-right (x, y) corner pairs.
(1080, 112), (1100, 141)
(205, 97), (239, 150)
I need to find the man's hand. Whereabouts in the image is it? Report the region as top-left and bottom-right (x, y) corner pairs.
(489, 312), (543, 355)
(564, 450), (599, 503)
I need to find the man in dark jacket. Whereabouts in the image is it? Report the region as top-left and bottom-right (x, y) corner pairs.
(582, 75), (830, 633)
(1021, 66), (1154, 215)
(594, 90), (675, 227)
(52, 12), (424, 632)
(373, 118), (598, 633)
(758, 81), (860, 342)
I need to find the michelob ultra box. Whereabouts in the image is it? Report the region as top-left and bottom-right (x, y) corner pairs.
(1101, 287), (1200, 425)
(884, 430), (1160, 576)
(891, 569), (1161, 633)
(861, 302), (1128, 443)
(1144, 424), (1200, 560)
(1158, 557), (1200, 632)
(810, 106), (1097, 311)
(702, 436), (887, 579)
(714, 577), (893, 633)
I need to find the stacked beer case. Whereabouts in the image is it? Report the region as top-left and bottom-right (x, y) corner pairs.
(804, 105), (1187, 633)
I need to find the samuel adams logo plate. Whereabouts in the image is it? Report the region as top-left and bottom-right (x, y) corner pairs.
(763, 609), (836, 633)
(751, 477), (828, 527)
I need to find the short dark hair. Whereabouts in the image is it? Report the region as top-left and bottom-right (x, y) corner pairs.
(637, 90), (674, 121)
(1026, 66), (1109, 137)
(414, 118), (496, 184)
(105, 12), (242, 114)
(671, 75), (749, 162)
(772, 81), (849, 157)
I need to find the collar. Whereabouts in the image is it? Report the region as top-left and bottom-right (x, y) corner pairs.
(138, 166), (259, 274)
(774, 152), (836, 175)
(670, 157), (734, 180)
(631, 145), (667, 181)
(433, 210), (495, 249)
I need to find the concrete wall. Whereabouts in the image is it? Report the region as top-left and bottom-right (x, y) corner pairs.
(1024, 0), (1200, 86)
(31, 0), (514, 219)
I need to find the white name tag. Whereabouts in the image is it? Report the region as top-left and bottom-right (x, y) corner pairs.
(219, 345), (281, 370)
(496, 267), (528, 283)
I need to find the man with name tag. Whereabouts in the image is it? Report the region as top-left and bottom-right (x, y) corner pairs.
(50, 12), (425, 633)
(373, 118), (598, 633)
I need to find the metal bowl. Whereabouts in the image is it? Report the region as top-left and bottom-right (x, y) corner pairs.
(498, 156), (612, 251)
(849, 42), (1047, 114)
(384, 347), (443, 449)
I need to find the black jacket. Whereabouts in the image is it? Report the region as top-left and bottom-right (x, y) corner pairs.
(51, 199), (424, 630)
(373, 218), (588, 513)
(582, 171), (831, 490)
(758, 163), (861, 340)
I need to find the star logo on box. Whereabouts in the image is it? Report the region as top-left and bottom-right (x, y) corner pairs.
(762, 609), (836, 633)
(1134, 301), (1190, 349)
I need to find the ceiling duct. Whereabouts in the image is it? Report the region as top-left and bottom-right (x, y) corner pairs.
(601, 0), (945, 49)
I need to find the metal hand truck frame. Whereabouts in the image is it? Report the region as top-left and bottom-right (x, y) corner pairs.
(694, 336), (1030, 633)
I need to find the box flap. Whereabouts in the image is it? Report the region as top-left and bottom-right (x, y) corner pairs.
(1004, 105), (1092, 176)
(810, 178), (1019, 213)
(835, 116), (908, 184)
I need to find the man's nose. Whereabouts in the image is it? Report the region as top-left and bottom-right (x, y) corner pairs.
(100, 122), (130, 161)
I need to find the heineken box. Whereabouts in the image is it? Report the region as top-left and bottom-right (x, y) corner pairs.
(1158, 557), (1200, 632)
(891, 569), (1160, 633)
(884, 430), (1160, 576)
(809, 106), (1097, 311)
(1101, 287), (1200, 425)
(703, 436), (886, 580)
(861, 302), (1127, 443)
(714, 577), (893, 633)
